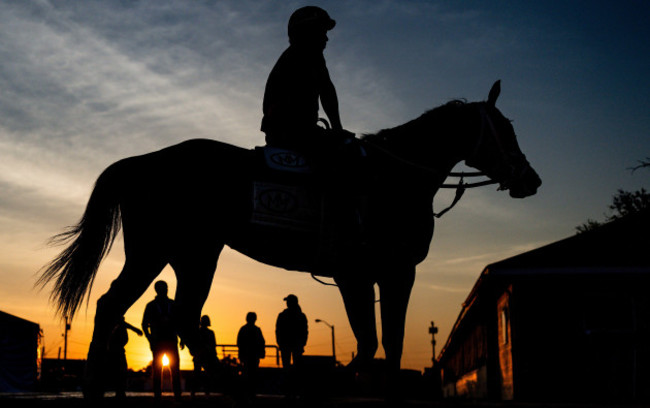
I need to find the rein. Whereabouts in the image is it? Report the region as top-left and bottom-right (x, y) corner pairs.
(361, 105), (501, 218)
(361, 138), (496, 188)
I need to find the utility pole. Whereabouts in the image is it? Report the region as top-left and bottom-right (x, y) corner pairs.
(429, 321), (438, 365)
(63, 315), (71, 361)
(428, 321), (442, 399)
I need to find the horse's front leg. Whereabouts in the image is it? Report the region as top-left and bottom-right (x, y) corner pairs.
(378, 263), (415, 374)
(334, 274), (378, 369)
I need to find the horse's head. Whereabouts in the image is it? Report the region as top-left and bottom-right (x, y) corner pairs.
(464, 81), (541, 198)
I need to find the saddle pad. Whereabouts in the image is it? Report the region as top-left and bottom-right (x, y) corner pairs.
(251, 181), (321, 232)
(262, 146), (312, 174)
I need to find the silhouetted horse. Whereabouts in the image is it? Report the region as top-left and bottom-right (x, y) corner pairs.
(38, 81), (540, 398)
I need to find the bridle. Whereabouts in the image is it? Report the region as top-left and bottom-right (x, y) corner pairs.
(435, 103), (533, 217)
(360, 103), (510, 217)
(325, 102), (529, 217)
(360, 103), (514, 188)
(467, 104), (510, 170)
(467, 103), (535, 192)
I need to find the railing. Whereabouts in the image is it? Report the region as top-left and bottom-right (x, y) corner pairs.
(216, 344), (281, 366)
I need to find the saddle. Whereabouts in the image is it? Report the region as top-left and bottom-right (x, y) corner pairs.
(251, 144), (366, 247)
(251, 145), (319, 232)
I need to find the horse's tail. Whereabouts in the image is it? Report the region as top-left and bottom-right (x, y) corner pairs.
(37, 162), (123, 320)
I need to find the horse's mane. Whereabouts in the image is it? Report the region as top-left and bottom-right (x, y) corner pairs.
(361, 99), (468, 144)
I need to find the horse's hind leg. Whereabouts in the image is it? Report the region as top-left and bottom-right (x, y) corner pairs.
(169, 244), (223, 356)
(85, 254), (167, 399)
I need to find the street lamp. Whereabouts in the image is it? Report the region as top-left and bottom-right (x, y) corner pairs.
(315, 319), (336, 364)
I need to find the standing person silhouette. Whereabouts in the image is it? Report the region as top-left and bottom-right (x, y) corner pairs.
(276, 294), (308, 369)
(275, 294), (308, 399)
(262, 6), (354, 154)
(142, 280), (182, 400)
(236, 312), (266, 401)
(190, 315), (219, 397)
(107, 316), (142, 400)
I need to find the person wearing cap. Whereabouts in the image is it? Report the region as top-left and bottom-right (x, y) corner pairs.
(261, 6), (354, 154)
(275, 294), (309, 369)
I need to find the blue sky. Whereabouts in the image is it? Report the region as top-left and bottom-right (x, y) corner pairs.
(1, 1), (648, 371)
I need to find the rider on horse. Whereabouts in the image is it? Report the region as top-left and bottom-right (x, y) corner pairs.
(261, 7), (364, 248)
(261, 6), (355, 157)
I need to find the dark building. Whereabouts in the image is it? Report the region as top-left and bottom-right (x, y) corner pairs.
(0, 310), (42, 392)
(437, 210), (650, 402)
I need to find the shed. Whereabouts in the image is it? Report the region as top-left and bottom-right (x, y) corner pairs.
(437, 209), (650, 402)
(0, 310), (42, 392)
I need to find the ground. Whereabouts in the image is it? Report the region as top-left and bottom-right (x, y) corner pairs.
(0, 392), (648, 408)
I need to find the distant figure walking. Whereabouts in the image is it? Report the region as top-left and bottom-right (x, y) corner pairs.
(236, 312), (266, 399)
(142, 280), (182, 400)
(276, 294), (308, 369)
(191, 315), (220, 396)
(107, 316), (142, 399)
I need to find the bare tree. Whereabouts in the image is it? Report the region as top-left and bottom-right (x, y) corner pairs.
(630, 157), (650, 173)
(576, 157), (649, 233)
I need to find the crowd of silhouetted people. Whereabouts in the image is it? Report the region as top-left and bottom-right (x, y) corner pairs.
(109, 279), (312, 402)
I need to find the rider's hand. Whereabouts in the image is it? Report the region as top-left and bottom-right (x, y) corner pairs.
(333, 128), (355, 141)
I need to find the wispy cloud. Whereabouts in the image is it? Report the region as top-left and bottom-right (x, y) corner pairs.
(0, 1), (288, 229)
(0, 1), (270, 152)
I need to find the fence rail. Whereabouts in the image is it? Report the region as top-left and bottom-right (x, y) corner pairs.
(216, 344), (280, 366)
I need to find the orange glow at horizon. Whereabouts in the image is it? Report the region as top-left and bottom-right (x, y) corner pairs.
(162, 353), (170, 367)
(29, 253), (441, 374)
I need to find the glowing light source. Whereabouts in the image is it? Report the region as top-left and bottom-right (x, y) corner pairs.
(162, 354), (170, 367)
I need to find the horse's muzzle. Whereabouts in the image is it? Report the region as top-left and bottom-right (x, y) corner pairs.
(508, 164), (541, 198)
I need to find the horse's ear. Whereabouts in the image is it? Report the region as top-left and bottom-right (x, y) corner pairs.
(487, 80), (501, 107)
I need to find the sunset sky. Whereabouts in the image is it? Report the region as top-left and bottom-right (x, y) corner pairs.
(1, 1), (649, 372)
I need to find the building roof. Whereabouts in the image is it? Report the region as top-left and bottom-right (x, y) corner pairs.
(487, 209), (650, 272)
(438, 209), (650, 361)
(0, 310), (39, 329)
(486, 211), (650, 271)
(463, 209), (650, 305)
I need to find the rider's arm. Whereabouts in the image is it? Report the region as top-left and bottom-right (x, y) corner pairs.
(320, 68), (343, 130)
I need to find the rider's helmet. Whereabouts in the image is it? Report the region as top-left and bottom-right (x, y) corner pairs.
(200, 315), (211, 327)
(288, 6), (336, 40)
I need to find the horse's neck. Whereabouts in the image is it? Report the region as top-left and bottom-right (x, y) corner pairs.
(367, 103), (477, 187)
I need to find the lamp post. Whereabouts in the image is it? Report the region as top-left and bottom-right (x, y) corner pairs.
(315, 319), (336, 364)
